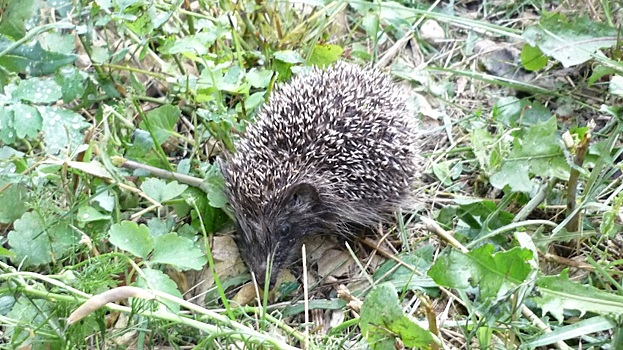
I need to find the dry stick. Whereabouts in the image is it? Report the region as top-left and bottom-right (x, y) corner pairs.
(302, 244), (310, 349)
(112, 156), (208, 193)
(375, 0), (443, 69)
(513, 178), (557, 223)
(421, 216), (572, 350)
(565, 126), (593, 233)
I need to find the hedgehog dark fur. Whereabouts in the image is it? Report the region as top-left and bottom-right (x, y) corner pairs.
(221, 61), (418, 287)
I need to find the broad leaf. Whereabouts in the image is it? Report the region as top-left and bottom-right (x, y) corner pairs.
(136, 268), (183, 314)
(108, 221), (154, 259)
(150, 233), (207, 271)
(140, 178), (188, 203)
(428, 245), (533, 299)
(523, 13), (618, 67)
(360, 283), (434, 349)
(533, 270), (623, 323)
(7, 212), (78, 267)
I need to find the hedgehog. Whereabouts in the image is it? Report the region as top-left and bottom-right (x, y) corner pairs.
(220, 61), (419, 287)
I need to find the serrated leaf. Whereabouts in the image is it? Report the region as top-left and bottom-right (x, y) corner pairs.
(513, 117), (569, 179)
(150, 233), (207, 270)
(490, 161), (533, 192)
(108, 221), (154, 259)
(13, 103), (41, 138)
(520, 44), (548, 71)
(490, 117), (569, 192)
(140, 178), (188, 203)
(138, 104), (180, 145)
(123, 7), (153, 36)
(7, 212), (78, 267)
(360, 283), (434, 349)
(39, 106), (90, 155)
(523, 13), (617, 67)
(428, 245), (533, 299)
(0, 181), (28, 223)
(0, 38), (77, 76)
(136, 268), (182, 313)
(533, 270), (623, 323)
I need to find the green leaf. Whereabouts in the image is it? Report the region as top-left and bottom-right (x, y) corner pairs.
(139, 104), (180, 145)
(533, 270), (623, 323)
(490, 117), (569, 192)
(13, 103), (41, 138)
(0, 38), (78, 76)
(471, 127), (504, 177)
(609, 75), (623, 96)
(205, 162), (227, 208)
(246, 68), (273, 89)
(39, 106), (90, 155)
(136, 268), (182, 314)
(238, 91), (266, 113)
(520, 44), (548, 71)
(108, 221), (154, 259)
(588, 65), (616, 86)
(0, 106), (15, 144)
(150, 233), (207, 270)
(360, 283), (434, 349)
(428, 245), (533, 299)
(523, 13), (618, 67)
(0, 0), (38, 39)
(55, 66), (85, 102)
(76, 206), (111, 223)
(490, 161), (533, 192)
(0, 181), (28, 223)
(161, 33), (217, 56)
(0, 246), (15, 259)
(308, 44), (343, 67)
(273, 50), (304, 64)
(183, 186), (229, 233)
(5, 297), (60, 347)
(140, 178), (188, 203)
(12, 77), (62, 103)
(431, 160), (453, 186)
(373, 246), (438, 292)
(7, 212), (78, 267)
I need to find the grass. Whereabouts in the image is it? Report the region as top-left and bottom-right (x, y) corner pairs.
(0, 0), (623, 349)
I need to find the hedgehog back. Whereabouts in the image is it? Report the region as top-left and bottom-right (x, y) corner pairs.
(225, 62), (417, 228)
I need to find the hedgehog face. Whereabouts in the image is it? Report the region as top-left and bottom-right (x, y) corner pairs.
(234, 182), (336, 288)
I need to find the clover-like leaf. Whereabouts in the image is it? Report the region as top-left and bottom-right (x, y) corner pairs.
(108, 221), (154, 259)
(150, 233), (207, 271)
(7, 212), (78, 267)
(140, 178), (188, 203)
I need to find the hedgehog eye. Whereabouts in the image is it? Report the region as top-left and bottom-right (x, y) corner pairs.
(277, 224), (290, 237)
